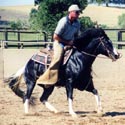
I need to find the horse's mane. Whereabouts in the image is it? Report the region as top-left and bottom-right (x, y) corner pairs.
(74, 28), (109, 51)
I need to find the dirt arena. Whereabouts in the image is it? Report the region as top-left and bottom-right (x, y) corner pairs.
(0, 49), (125, 125)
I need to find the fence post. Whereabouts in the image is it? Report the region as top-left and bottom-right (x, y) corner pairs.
(51, 32), (53, 42)
(0, 40), (4, 80)
(117, 31), (122, 49)
(17, 31), (21, 49)
(4, 31), (8, 48)
(42, 31), (47, 41)
(42, 31), (48, 48)
(5, 30), (8, 41)
(4, 42), (8, 48)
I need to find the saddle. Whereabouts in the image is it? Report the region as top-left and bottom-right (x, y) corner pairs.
(31, 47), (73, 69)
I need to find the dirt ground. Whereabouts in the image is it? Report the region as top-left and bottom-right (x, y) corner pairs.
(0, 49), (125, 125)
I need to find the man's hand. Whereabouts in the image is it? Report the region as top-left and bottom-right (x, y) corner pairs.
(68, 40), (74, 46)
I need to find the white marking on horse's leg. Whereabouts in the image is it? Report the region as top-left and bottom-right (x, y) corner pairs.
(113, 48), (119, 55)
(45, 101), (58, 113)
(68, 98), (77, 117)
(94, 94), (103, 113)
(14, 65), (25, 77)
(24, 99), (29, 114)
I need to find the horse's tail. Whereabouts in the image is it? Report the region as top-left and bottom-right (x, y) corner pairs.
(4, 66), (26, 99)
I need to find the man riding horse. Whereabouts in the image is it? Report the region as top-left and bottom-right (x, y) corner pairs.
(37, 4), (81, 85)
(4, 27), (120, 116)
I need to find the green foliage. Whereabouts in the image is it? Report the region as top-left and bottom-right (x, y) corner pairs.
(79, 16), (108, 31)
(96, 0), (102, 5)
(10, 20), (29, 30)
(10, 20), (23, 30)
(10, 21), (17, 30)
(29, 0), (88, 33)
(99, 24), (108, 28)
(79, 16), (94, 31)
(29, 8), (39, 31)
(118, 13), (125, 28)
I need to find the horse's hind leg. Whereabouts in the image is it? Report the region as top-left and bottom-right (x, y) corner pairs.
(39, 85), (58, 113)
(23, 79), (35, 114)
(66, 84), (77, 117)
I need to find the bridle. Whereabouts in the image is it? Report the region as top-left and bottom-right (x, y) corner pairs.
(81, 36), (115, 60)
(98, 37), (118, 61)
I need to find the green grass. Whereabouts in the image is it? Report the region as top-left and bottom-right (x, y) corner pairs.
(0, 30), (120, 42)
(105, 30), (125, 41)
(105, 30), (117, 41)
(0, 32), (44, 41)
(0, 31), (51, 49)
(105, 30), (125, 49)
(0, 32), (5, 40)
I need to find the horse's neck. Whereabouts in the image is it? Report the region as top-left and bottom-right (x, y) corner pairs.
(75, 28), (100, 50)
(74, 39), (91, 51)
(84, 38), (99, 54)
(82, 42), (98, 66)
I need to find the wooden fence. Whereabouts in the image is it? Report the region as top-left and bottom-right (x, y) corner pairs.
(0, 30), (53, 48)
(0, 29), (125, 49)
(0, 40), (53, 49)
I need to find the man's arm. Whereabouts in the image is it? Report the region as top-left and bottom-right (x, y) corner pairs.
(53, 33), (73, 46)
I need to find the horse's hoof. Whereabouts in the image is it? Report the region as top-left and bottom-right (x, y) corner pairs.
(70, 112), (78, 118)
(53, 109), (58, 114)
(24, 99), (29, 114)
(97, 110), (104, 117)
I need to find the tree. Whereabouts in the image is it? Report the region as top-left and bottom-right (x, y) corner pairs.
(34, 0), (42, 5)
(10, 20), (29, 30)
(10, 20), (23, 30)
(30, 0), (88, 33)
(96, 0), (102, 5)
(29, 8), (39, 30)
(79, 16), (94, 31)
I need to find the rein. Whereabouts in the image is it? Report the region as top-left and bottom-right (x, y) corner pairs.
(81, 51), (109, 59)
(81, 37), (111, 59)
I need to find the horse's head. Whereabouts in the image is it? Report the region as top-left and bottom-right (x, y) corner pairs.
(74, 28), (120, 61)
(91, 28), (120, 61)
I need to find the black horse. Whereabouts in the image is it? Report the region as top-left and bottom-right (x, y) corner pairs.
(4, 28), (120, 117)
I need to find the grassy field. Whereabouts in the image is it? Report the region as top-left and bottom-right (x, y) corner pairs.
(0, 5), (125, 27)
(1, 29), (124, 41)
(0, 5), (36, 21)
(0, 32), (44, 41)
(82, 5), (125, 27)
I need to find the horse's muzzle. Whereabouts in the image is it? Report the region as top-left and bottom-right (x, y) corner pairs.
(111, 52), (121, 61)
(115, 52), (122, 59)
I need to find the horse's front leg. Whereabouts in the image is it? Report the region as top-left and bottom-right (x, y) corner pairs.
(87, 78), (103, 114)
(92, 89), (103, 114)
(66, 83), (77, 117)
(40, 85), (58, 113)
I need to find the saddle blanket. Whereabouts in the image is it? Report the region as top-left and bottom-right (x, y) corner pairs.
(31, 49), (73, 67)
(31, 52), (51, 66)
